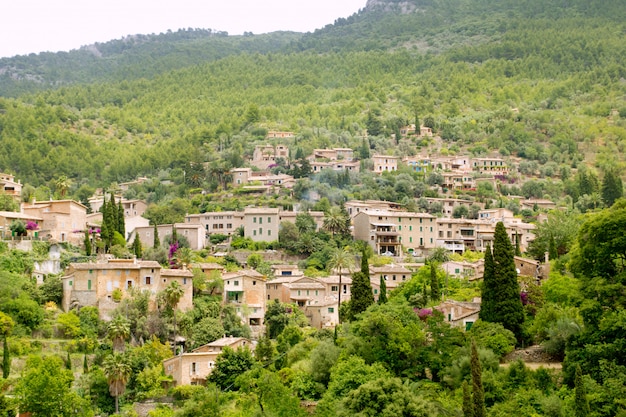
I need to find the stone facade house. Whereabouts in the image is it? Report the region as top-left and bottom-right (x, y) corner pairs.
(163, 337), (252, 386)
(22, 200), (88, 245)
(61, 258), (193, 319)
(436, 299), (481, 331)
(222, 269), (267, 330)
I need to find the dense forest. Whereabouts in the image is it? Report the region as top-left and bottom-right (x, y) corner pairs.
(0, 0), (625, 415)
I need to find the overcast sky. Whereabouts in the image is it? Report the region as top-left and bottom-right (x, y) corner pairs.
(0, 0), (366, 58)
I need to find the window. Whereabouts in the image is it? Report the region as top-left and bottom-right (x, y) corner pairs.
(331, 285), (338, 292)
(145, 276), (151, 285)
(253, 230), (257, 236)
(253, 280), (256, 286)
(87, 280), (91, 290)
(183, 278), (187, 285)
(398, 225), (402, 231)
(268, 230), (271, 236)
(234, 280), (239, 286)
(253, 217), (257, 223)
(127, 280), (133, 289)
(191, 363), (197, 374)
(374, 289), (378, 294)
(298, 290), (301, 296)
(328, 307), (334, 313)
(268, 217), (271, 223)
(69, 280), (73, 287)
(259, 228), (263, 235)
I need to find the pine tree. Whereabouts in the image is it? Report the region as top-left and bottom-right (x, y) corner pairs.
(462, 380), (472, 417)
(601, 168), (623, 208)
(574, 364), (590, 417)
(480, 222), (525, 342)
(430, 261), (440, 302)
(471, 339), (486, 417)
(2, 337), (9, 379)
(378, 275), (387, 304)
(153, 224), (160, 249)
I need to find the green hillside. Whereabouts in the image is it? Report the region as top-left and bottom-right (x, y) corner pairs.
(0, 0), (624, 191)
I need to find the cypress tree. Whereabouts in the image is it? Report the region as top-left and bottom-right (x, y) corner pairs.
(462, 380), (472, 417)
(480, 222), (525, 342)
(350, 249), (374, 317)
(84, 230), (92, 256)
(2, 337), (9, 379)
(100, 198), (110, 251)
(117, 200), (125, 237)
(422, 282), (428, 305)
(66, 351), (72, 370)
(351, 271), (374, 316)
(479, 245), (496, 321)
(378, 275), (387, 304)
(574, 365), (589, 417)
(548, 235), (558, 260)
(83, 354), (89, 374)
(153, 224), (160, 249)
(430, 261), (440, 302)
(471, 339), (486, 417)
(132, 235), (142, 259)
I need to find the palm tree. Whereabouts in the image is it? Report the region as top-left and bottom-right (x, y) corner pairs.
(162, 281), (185, 353)
(107, 315), (130, 353)
(54, 175), (72, 198)
(327, 247), (355, 323)
(174, 247), (194, 269)
(323, 206), (349, 238)
(103, 352), (132, 415)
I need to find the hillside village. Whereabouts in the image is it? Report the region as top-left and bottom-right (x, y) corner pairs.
(0, 126), (557, 391)
(1, 0), (626, 414)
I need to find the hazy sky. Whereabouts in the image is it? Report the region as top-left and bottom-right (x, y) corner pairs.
(0, 0), (366, 58)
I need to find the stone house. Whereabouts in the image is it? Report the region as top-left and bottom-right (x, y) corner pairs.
(61, 258), (193, 320)
(0, 172), (22, 202)
(163, 337), (252, 386)
(436, 299), (481, 331)
(22, 200), (88, 245)
(369, 264), (412, 292)
(372, 155), (399, 173)
(222, 269), (267, 329)
(243, 207), (280, 242)
(0, 211), (43, 239)
(353, 210), (437, 257)
(251, 144), (289, 170)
